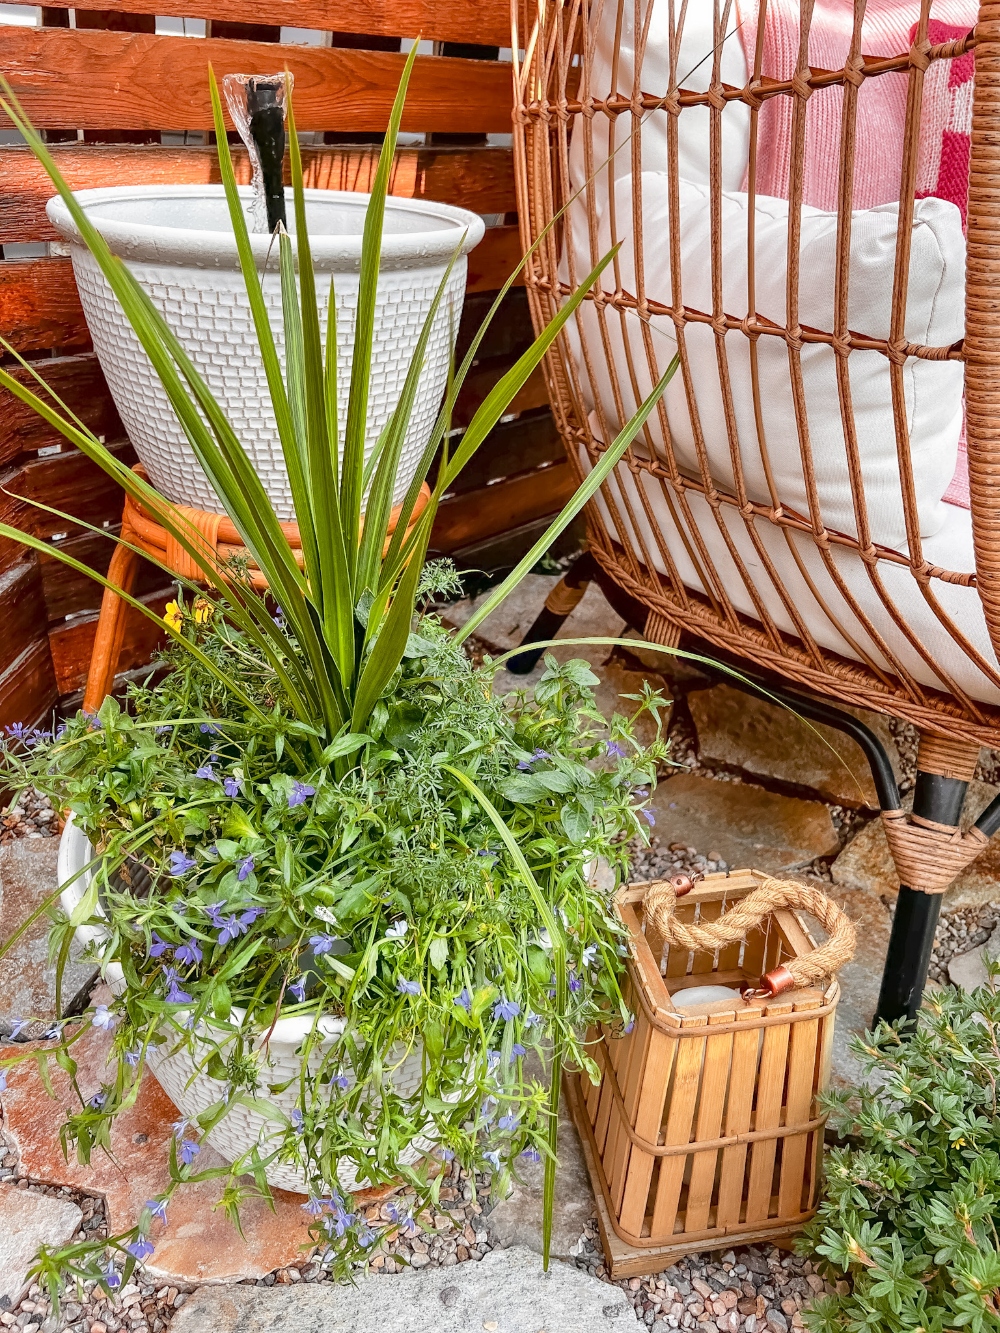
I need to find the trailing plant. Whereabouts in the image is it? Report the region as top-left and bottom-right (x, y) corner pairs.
(801, 969), (1000, 1333)
(0, 48), (684, 1307)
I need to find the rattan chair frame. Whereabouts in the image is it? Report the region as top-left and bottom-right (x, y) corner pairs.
(510, 0), (1000, 1021)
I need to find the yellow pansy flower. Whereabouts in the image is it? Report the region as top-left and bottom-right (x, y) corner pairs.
(163, 601), (183, 632)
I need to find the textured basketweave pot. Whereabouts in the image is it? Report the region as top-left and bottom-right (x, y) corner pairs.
(568, 871), (856, 1276)
(57, 818), (434, 1195)
(46, 185), (484, 518)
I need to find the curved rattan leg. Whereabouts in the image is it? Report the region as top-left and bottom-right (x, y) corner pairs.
(82, 538), (142, 715)
(875, 734), (982, 1026)
(507, 552), (598, 674)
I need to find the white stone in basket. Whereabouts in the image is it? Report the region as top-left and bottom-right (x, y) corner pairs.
(57, 817), (436, 1195)
(46, 186), (485, 518)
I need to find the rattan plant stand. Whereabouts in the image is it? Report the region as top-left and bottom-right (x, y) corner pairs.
(82, 465), (430, 713)
(572, 871), (855, 1277)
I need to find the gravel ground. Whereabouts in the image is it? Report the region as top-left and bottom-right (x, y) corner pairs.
(1, 788), (59, 845)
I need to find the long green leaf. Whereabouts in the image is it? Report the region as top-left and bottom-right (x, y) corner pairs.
(456, 353), (680, 643)
(341, 41), (420, 567)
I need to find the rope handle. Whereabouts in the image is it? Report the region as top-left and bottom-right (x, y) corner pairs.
(642, 873), (857, 999)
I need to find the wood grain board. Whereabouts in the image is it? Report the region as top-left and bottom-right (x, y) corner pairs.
(0, 144), (515, 243)
(50, 0), (513, 48)
(0, 30), (513, 133)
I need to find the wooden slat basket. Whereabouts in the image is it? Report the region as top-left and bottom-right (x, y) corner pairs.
(569, 871), (853, 1278)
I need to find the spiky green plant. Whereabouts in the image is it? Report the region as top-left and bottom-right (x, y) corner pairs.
(0, 52), (680, 1300)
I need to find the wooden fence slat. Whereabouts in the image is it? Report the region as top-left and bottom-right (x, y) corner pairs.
(0, 635), (58, 731)
(432, 461), (573, 552)
(57, 0), (513, 48)
(48, 588), (169, 696)
(0, 560), (48, 679)
(0, 144), (516, 243)
(466, 225), (522, 293)
(0, 354), (121, 464)
(0, 31), (513, 133)
(0, 258), (89, 353)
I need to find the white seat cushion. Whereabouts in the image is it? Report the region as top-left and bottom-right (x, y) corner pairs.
(570, 171), (967, 549)
(587, 437), (1000, 705)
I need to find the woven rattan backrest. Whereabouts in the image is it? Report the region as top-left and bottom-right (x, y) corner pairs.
(512, 0), (1000, 747)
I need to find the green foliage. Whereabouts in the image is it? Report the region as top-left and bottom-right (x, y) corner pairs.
(802, 970), (1000, 1333)
(0, 606), (669, 1295)
(0, 47), (680, 1308)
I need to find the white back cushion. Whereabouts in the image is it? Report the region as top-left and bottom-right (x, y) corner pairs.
(570, 172), (966, 548)
(568, 1), (750, 195)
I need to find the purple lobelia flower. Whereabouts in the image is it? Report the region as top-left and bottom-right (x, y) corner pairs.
(521, 1146), (541, 1163)
(124, 1046), (142, 1068)
(309, 933), (335, 955)
(498, 1112), (520, 1132)
(288, 977), (307, 1003)
(178, 1138), (200, 1166)
(510, 1044), (527, 1061)
(204, 902), (226, 928)
(216, 908), (264, 947)
(5, 722), (29, 742)
(223, 775), (242, 798)
(127, 1236), (154, 1261)
(633, 787), (649, 799)
(91, 1005), (116, 1031)
(569, 975), (583, 993)
(173, 940), (203, 967)
(493, 995), (520, 1022)
(155, 725), (172, 736)
(236, 854), (255, 882)
(483, 1150), (501, 1172)
(195, 762), (216, 780)
(606, 739), (626, 758)
(102, 1261), (121, 1291)
(357, 1225), (377, 1247)
(330, 1073), (350, 1091)
(145, 1199), (168, 1224)
(148, 931), (170, 958)
(288, 781), (316, 809)
(199, 722), (221, 735)
(641, 808), (656, 826)
(88, 1091), (106, 1110)
(624, 1015), (635, 1034)
(169, 849), (197, 876)
(163, 969), (191, 1005)
(0, 1071), (9, 1094)
(290, 1108), (304, 1135)
(397, 978), (420, 996)
(454, 987), (472, 1012)
(302, 1195), (326, 1217)
(7, 1016), (30, 1040)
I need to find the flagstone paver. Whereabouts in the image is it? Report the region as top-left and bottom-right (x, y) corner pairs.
(0, 1181), (82, 1306)
(169, 1245), (639, 1333)
(0, 838), (96, 1039)
(1, 1001), (320, 1285)
(648, 772), (839, 876)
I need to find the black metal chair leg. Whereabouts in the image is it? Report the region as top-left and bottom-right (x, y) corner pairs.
(507, 552), (598, 674)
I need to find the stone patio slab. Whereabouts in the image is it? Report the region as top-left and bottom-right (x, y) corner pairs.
(0, 1182), (82, 1307)
(169, 1246), (638, 1332)
(0, 838), (96, 1039)
(1, 1001), (318, 1285)
(648, 773), (839, 875)
(688, 685), (899, 809)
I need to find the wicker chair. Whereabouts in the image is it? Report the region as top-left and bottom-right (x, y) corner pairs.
(510, 0), (1000, 1023)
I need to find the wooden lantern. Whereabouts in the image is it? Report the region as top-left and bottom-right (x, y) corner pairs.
(568, 870), (853, 1277)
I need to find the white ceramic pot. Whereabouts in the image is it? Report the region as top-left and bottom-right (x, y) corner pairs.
(47, 185), (485, 518)
(58, 817), (433, 1195)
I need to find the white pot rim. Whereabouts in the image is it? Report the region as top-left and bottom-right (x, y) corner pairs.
(46, 184), (486, 273)
(57, 815), (345, 1046)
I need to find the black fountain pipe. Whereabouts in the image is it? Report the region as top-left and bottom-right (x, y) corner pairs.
(246, 77), (287, 234)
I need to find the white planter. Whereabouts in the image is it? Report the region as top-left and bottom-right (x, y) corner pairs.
(47, 185), (485, 518)
(58, 817), (434, 1195)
